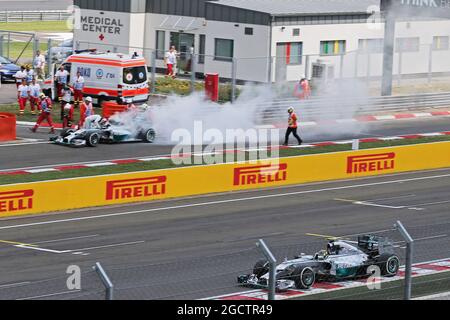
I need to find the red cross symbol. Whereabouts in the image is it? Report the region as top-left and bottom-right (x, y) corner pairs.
(99, 34), (105, 41)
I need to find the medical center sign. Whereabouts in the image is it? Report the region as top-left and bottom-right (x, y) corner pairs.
(75, 10), (130, 44)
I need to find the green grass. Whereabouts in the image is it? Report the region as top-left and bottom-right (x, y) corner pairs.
(154, 77), (240, 102)
(0, 103), (80, 124)
(0, 21), (72, 32)
(1, 136), (449, 186)
(4, 42), (49, 62)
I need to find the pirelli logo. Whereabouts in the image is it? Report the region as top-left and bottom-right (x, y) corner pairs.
(234, 164), (288, 186)
(347, 153), (396, 174)
(0, 190), (34, 213)
(106, 176), (167, 201)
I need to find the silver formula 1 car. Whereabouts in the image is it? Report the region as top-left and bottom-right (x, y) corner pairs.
(50, 114), (156, 147)
(238, 235), (400, 291)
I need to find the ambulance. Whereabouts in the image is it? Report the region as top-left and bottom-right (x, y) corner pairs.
(42, 49), (149, 105)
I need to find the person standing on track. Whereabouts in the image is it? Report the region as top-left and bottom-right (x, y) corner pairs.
(72, 71), (85, 107)
(17, 79), (30, 116)
(60, 85), (73, 120)
(30, 93), (55, 134)
(29, 77), (42, 115)
(283, 107), (303, 146)
(78, 96), (94, 129)
(13, 66), (27, 89)
(62, 97), (74, 129)
(25, 65), (34, 85)
(54, 65), (69, 101)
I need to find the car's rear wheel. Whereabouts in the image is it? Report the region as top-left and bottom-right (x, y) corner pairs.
(253, 260), (269, 278)
(142, 129), (156, 143)
(86, 132), (100, 147)
(293, 267), (315, 289)
(382, 255), (400, 276)
(377, 254), (400, 277)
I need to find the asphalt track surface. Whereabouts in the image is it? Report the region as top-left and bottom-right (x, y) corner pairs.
(0, 168), (449, 299)
(1, 116), (449, 171)
(0, 0), (73, 11)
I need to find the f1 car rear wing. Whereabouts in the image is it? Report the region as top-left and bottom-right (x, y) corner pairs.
(357, 235), (395, 255)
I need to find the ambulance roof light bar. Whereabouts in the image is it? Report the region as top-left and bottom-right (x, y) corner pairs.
(74, 48), (98, 54)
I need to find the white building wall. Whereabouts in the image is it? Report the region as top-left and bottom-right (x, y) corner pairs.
(74, 9), (450, 83)
(143, 13), (271, 82)
(271, 19), (450, 82)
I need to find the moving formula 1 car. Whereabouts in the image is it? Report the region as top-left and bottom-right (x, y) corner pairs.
(50, 113), (156, 147)
(238, 235), (400, 291)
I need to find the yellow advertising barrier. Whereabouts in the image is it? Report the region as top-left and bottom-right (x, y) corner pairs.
(1, 142), (450, 218)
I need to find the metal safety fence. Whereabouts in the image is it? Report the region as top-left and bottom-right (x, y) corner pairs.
(0, 11), (71, 23)
(2, 220), (449, 300)
(75, 40), (450, 101)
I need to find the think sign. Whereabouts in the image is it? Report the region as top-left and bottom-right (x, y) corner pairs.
(381, 0), (450, 18)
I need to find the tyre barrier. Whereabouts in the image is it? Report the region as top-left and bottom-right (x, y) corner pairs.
(0, 113), (16, 142)
(102, 102), (128, 119)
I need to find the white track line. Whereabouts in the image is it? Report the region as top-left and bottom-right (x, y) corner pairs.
(31, 234), (100, 245)
(17, 290), (81, 300)
(0, 172), (449, 231)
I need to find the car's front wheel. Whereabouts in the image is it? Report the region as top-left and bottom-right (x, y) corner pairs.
(293, 266), (315, 289)
(86, 132), (100, 147)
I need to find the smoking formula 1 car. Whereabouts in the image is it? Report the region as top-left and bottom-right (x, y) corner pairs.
(50, 114), (156, 147)
(238, 235), (400, 291)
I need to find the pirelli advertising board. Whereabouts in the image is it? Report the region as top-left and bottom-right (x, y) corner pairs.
(1, 142), (450, 217)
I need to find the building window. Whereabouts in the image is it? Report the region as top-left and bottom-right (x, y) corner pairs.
(155, 30), (165, 59)
(396, 37), (420, 52)
(245, 27), (253, 35)
(358, 39), (384, 53)
(320, 40), (346, 55)
(199, 34), (206, 64)
(432, 36), (449, 51)
(214, 38), (234, 61)
(293, 28), (300, 36)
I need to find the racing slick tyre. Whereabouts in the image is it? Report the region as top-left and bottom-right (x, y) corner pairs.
(86, 132), (100, 147)
(377, 254), (400, 277)
(253, 260), (269, 278)
(142, 129), (156, 143)
(293, 266), (315, 289)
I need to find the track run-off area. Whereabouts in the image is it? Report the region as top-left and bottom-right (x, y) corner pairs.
(0, 167), (449, 299)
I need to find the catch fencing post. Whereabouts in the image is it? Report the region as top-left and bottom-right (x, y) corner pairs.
(394, 221), (414, 300)
(428, 44), (433, 85)
(231, 57), (237, 103)
(94, 262), (114, 300)
(151, 50), (156, 94)
(0, 35), (3, 57)
(33, 37), (39, 60)
(257, 239), (276, 300)
(305, 55), (310, 80)
(190, 52), (196, 94)
(7, 32), (10, 59)
(46, 38), (52, 75)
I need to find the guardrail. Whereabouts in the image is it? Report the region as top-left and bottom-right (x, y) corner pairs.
(258, 92), (450, 123)
(0, 11), (71, 23)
